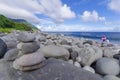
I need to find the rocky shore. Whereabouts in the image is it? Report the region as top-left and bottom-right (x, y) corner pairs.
(0, 30), (120, 80)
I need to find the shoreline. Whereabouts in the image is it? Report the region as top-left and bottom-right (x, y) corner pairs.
(45, 31), (120, 45)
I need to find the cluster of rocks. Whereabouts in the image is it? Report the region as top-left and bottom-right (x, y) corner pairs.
(0, 30), (120, 80)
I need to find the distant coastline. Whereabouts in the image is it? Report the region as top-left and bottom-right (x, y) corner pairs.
(45, 31), (120, 44)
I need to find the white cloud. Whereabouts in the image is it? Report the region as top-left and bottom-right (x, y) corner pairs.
(112, 26), (120, 31)
(61, 4), (76, 19)
(40, 0), (76, 23)
(36, 24), (114, 32)
(104, 22), (112, 25)
(81, 10), (106, 22)
(108, 0), (120, 13)
(0, 0), (75, 23)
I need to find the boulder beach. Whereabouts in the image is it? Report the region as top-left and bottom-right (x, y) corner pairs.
(0, 30), (120, 80)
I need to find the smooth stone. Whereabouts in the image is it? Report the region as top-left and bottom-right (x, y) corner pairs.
(78, 46), (95, 67)
(76, 56), (82, 63)
(83, 40), (94, 45)
(17, 32), (35, 42)
(38, 35), (46, 42)
(70, 46), (81, 61)
(0, 38), (7, 59)
(78, 46), (103, 66)
(77, 43), (84, 48)
(4, 48), (19, 61)
(45, 39), (54, 45)
(96, 58), (120, 75)
(74, 61), (81, 68)
(5, 41), (17, 49)
(17, 42), (40, 54)
(67, 59), (74, 64)
(84, 43), (91, 47)
(13, 62), (44, 71)
(103, 48), (119, 58)
(83, 66), (95, 73)
(40, 45), (70, 60)
(92, 46), (103, 60)
(60, 39), (69, 45)
(101, 42), (108, 47)
(103, 75), (120, 80)
(0, 58), (104, 80)
(70, 50), (79, 61)
(61, 45), (72, 51)
(13, 51), (45, 67)
(46, 34), (57, 40)
(1, 33), (18, 42)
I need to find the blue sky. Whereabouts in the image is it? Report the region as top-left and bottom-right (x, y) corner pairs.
(0, 0), (120, 31)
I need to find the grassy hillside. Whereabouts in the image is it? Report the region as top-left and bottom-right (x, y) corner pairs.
(0, 15), (38, 33)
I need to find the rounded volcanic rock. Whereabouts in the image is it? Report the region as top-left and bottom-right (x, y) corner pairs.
(103, 75), (120, 80)
(13, 51), (45, 70)
(17, 32), (35, 42)
(17, 42), (40, 54)
(0, 58), (104, 80)
(96, 58), (120, 75)
(0, 38), (7, 59)
(40, 45), (70, 60)
(4, 48), (19, 61)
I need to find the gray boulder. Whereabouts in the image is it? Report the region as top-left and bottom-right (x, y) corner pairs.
(36, 35), (46, 42)
(70, 46), (81, 61)
(103, 75), (120, 80)
(60, 39), (69, 45)
(40, 45), (70, 60)
(83, 66), (95, 73)
(17, 32), (35, 42)
(83, 40), (94, 45)
(45, 39), (54, 45)
(17, 42), (40, 54)
(0, 38), (7, 59)
(13, 51), (45, 71)
(101, 42), (108, 47)
(92, 46), (103, 60)
(76, 56), (82, 62)
(96, 58), (120, 75)
(0, 58), (104, 80)
(84, 43), (91, 47)
(103, 47), (119, 58)
(5, 41), (17, 49)
(4, 48), (19, 61)
(67, 59), (74, 64)
(78, 47), (93, 66)
(60, 45), (72, 51)
(1, 33), (18, 42)
(76, 42), (84, 48)
(78, 46), (103, 66)
(46, 34), (57, 40)
(74, 61), (81, 68)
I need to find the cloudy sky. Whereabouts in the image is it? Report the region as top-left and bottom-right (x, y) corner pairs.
(0, 0), (120, 32)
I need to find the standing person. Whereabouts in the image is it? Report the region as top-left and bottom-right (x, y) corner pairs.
(101, 35), (110, 47)
(102, 35), (107, 42)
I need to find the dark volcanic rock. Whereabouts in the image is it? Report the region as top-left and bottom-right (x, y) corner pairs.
(0, 38), (7, 59)
(0, 58), (104, 80)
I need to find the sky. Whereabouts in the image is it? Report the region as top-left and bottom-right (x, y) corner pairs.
(0, 0), (120, 32)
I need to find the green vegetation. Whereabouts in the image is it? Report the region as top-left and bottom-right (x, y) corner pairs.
(0, 15), (38, 33)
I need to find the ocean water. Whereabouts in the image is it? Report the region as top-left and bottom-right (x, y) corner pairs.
(47, 32), (120, 44)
